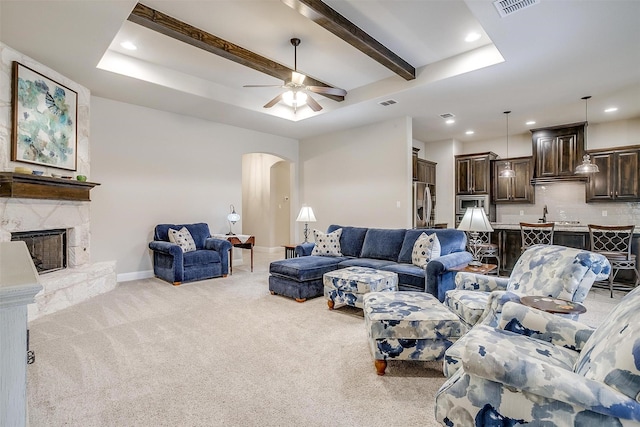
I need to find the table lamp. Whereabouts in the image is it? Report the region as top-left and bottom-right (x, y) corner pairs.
(457, 207), (493, 266)
(296, 206), (316, 243)
(227, 204), (240, 235)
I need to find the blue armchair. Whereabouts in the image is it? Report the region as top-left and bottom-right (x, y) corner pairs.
(149, 223), (231, 285)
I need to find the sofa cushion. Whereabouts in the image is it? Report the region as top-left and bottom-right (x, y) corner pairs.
(311, 228), (343, 256)
(183, 249), (221, 267)
(412, 232), (441, 268)
(338, 258), (396, 270)
(327, 225), (368, 257)
(360, 228), (406, 261)
(168, 227), (197, 253)
(574, 286), (640, 402)
(379, 263), (425, 290)
(270, 256), (342, 282)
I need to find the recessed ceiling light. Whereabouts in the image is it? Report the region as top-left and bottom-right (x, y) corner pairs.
(465, 130), (474, 135)
(465, 32), (481, 42)
(120, 41), (137, 51)
(604, 107), (618, 113)
(526, 120), (536, 125)
(445, 119), (455, 125)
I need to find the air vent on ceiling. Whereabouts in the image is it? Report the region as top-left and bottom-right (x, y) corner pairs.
(493, 0), (539, 17)
(378, 99), (398, 107)
(439, 113), (455, 119)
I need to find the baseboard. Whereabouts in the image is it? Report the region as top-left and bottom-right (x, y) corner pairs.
(118, 270), (154, 283)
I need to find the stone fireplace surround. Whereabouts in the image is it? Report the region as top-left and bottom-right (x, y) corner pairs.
(1, 43), (116, 320)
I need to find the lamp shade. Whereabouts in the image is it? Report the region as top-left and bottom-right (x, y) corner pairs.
(457, 207), (494, 232)
(296, 206), (316, 222)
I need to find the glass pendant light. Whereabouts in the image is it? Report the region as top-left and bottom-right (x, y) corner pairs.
(575, 96), (599, 174)
(499, 110), (516, 178)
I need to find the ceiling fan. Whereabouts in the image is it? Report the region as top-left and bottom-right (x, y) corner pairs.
(243, 38), (347, 112)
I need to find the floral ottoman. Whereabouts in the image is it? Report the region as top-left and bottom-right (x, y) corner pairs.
(323, 267), (398, 310)
(363, 291), (467, 375)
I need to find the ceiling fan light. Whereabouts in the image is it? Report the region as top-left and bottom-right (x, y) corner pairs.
(282, 90), (307, 107)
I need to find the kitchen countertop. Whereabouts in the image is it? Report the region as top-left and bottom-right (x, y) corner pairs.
(491, 223), (639, 233)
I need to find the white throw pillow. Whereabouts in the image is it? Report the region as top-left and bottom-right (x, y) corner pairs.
(311, 228), (343, 257)
(168, 227), (197, 253)
(412, 232), (441, 268)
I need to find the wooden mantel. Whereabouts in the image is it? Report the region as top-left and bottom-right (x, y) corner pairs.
(0, 172), (100, 201)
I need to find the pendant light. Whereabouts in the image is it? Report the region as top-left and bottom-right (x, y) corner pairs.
(575, 95), (599, 174)
(499, 110), (516, 178)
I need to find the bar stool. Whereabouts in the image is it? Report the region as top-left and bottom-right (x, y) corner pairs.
(588, 224), (640, 298)
(475, 232), (500, 275)
(520, 222), (555, 253)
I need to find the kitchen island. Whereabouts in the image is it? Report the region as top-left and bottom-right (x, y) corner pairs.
(491, 223), (639, 278)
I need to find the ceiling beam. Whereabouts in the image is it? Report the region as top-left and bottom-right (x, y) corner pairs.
(127, 3), (344, 101)
(282, 0), (415, 81)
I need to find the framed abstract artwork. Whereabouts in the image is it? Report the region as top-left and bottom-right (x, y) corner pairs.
(11, 62), (78, 171)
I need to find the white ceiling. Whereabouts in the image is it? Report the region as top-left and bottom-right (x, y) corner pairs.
(1, 0), (639, 144)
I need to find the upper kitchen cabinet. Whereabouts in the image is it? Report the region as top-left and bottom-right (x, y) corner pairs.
(492, 157), (535, 204)
(586, 146), (640, 202)
(455, 152), (497, 194)
(412, 148), (436, 184)
(531, 123), (586, 184)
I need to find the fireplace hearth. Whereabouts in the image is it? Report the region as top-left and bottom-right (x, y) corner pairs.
(11, 229), (67, 274)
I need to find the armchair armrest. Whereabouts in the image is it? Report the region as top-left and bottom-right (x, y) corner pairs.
(498, 301), (595, 351)
(149, 241), (183, 257)
(204, 238), (232, 252)
(454, 271), (508, 292)
(462, 326), (640, 421)
(295, 242), (315, 257)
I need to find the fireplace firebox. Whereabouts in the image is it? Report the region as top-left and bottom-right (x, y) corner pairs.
(11, 229), (67, 274)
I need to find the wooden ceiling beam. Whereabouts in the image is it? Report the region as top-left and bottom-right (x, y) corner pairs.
(282, 0), (416, 81)
(127, 3), (344, 101)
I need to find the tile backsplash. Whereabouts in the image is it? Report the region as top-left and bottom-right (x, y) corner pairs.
(497, 181), (640, 226)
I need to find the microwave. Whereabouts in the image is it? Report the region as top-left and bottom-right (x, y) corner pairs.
(456, 194), (490, 215)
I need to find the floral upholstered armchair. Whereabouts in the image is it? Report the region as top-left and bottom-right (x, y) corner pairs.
(435, 288), (640, 425)
(444, 244), (611, 330)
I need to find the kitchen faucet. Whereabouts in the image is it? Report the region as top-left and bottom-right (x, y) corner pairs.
(539, 205), (548, 223)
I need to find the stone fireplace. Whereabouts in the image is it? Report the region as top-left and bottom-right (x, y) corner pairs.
(0, 43), (116, 321)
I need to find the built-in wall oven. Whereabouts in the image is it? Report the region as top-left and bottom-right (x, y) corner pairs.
(455, 194), (491, 227)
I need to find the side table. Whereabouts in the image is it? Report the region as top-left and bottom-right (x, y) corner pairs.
(449, 263), (497, 275)
(520, 296), (586, 315)
(214, 234), (255, 274)
(283, 244), (297, 259)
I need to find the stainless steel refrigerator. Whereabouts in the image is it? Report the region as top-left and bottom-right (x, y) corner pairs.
(413, 181), (435, 228)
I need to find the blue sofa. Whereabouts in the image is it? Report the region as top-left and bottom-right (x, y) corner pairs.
(149, 223), (232, 285)
(269, 225), (472, 302)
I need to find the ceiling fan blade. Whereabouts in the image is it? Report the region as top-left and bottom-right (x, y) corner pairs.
(307, 86), (347, 97)
(263, 94), (283, 108)
(243, 84), (284, 88)
(291, 71), (306, 85)
(305, 93), (322, 112)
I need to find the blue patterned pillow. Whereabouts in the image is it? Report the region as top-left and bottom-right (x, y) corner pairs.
(312, 228), (343, 257)
(412, 232), (441, 268)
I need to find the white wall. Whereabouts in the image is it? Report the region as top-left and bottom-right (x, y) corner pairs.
(299, 116), (412, 232)
(90, 97), (298, 277)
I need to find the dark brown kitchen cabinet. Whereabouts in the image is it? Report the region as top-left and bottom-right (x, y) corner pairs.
(586, 146), (640, 202)
(455, 152), (497, 194)
(531, 123), (585, 182)
(492, 157), (535, 204)
(412, 148), (436, 184)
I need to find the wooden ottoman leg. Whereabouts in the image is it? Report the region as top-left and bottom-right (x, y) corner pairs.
(327, 299), (335, 310)
(270, 291), (276, 295)
(375, 359), (387, 376)
(295, 298), (307, 303)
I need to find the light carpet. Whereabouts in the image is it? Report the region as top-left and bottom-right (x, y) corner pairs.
(26, 251), (623, 426)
